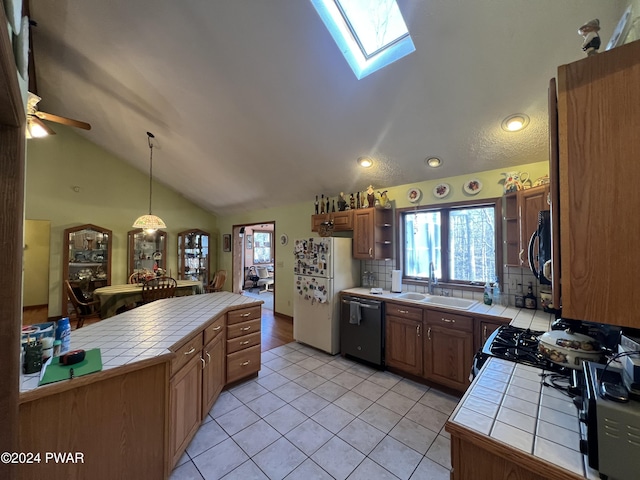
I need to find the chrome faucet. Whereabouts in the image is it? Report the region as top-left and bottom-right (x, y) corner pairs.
(428, 262), (438, 294)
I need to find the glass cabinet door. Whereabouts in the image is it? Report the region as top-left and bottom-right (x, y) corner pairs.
(63, 224), (112, 309)
(128, 229), (167, 278)
(178, 230), (209, 284)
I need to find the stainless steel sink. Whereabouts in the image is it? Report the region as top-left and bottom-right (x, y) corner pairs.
(422, 295), (478, 311)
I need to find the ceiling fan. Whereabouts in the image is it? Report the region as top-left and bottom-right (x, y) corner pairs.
(26, 92), (92, 138)
(23, 1), (92, 138)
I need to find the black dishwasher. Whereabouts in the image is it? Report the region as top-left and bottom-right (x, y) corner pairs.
(340, 296), (384, 367)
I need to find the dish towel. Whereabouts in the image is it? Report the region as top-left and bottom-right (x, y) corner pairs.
(349, 301), (361, 325)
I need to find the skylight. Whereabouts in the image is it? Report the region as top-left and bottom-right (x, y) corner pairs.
(311, 0), (415, 79)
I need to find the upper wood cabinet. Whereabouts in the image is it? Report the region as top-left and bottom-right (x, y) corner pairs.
(311, 210), (353, 232)
(178, 230), (210, 285)
(62, 224), (112, 309)
(353, 207), (393, 260)
(503, 185), (549, 268)
(555, 39), (640, 327)
(127, 229), (167, 277)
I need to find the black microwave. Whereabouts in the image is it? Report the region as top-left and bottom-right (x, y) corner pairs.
(528, 210), (551, 285)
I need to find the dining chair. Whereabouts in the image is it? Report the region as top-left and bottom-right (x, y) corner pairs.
(205, 270), (226, 293)
(128, 272), (146, 284)
(65, 280), (101, 328)
(141, 276), (178, 304)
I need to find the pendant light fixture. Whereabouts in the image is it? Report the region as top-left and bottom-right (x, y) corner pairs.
(132, 132), (167, 232)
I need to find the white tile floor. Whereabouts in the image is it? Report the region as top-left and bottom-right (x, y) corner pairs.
(170, 341), (458, 480)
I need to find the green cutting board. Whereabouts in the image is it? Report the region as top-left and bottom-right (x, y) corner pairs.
(39, 348), (103, 386)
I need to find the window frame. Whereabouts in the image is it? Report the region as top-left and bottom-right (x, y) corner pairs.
(395, 197), (503, 289)
(252, 230), (273, 265)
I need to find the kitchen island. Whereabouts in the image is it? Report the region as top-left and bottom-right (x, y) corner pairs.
(18, 292), (262, 480)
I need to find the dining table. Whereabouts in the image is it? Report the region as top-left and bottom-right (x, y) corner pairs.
(93, 279), (204, 319)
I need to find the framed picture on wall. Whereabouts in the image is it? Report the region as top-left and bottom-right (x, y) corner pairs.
(223, 234), (231, 252)
(246, 235), (253, 249)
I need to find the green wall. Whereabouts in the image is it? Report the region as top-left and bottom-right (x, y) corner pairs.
(25, 126), (218, 317)
(216, 161), (550, 317)
(25, 124), (549, 319)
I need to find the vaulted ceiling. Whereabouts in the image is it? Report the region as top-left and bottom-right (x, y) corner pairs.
(28, 0), (628, 215)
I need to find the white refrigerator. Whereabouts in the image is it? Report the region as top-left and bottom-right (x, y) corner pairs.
(293, 237), (359, 354)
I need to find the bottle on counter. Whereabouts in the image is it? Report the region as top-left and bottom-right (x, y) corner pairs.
(55, 317), (71, 355)
(493, 277), (502, 306)
(483, 281), (493, 305)
(525, 282), (537, 310)
(515, 283), (525, 308)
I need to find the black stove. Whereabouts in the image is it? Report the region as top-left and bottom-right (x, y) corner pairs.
(472, 324), (570, 377)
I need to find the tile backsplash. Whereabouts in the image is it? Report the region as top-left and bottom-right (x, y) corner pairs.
(361, 260), (550, 311)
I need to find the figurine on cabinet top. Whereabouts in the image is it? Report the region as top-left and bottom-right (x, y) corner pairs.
(366, 185), (375, 208)
(578, 18), (601, 56)
(337, 192), (348, 211)
(378, 190), (390, 208)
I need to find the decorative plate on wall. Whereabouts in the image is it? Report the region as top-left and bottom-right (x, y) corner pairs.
(407, 188), (422, 203)
(433, 183), (450, 199)
(463, 179), (483, 195)
(279, 234), (289, 246)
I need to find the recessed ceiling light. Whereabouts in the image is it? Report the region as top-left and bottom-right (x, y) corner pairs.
(501, 114), (530, 132)
(425, 157), (442, 168)
(357, 156), (373, 168)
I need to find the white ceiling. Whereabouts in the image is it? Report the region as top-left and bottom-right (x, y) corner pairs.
(29, 0), (627, 215)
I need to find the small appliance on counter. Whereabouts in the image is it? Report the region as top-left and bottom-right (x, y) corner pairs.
(576, 361), (640, 480)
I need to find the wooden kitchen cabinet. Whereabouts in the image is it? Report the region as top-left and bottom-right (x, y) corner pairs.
(202, 317), (226, 416)
(555, 40), (640, 327)
(423, 310), (474, 391)
(226, 305), (262, 384)
(169, 346), (203, 468)
(503, 185), (549, 268)
(385, 302), (423, 376)
(353, 207), (393, 260)
(311, 210), (353, 232)
(475, 317), (510, 352)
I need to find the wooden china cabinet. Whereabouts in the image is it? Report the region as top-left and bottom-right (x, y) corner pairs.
(178, 229), (210, 285)
(128, 229), (167, 277)
(62, 224), (112, 310)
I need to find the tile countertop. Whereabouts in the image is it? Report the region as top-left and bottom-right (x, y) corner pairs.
(341, 288), (554, 331)
(21, 292), (262, 393)
(447, 357), (599, 480)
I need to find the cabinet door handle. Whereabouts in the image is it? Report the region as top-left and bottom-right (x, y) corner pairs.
(416, 324), (421, 337)
(441, 317), (455, 323)
(206, 351), (211, 364)
(212, 325), (222, 331)
(241, 312), (251, 317)
(241, 360), (251, 366)
(200, 357), (206, 369)
(427, 327), (431, 340)
(184, 346), (196, 355)
(399, 309), (409, 314)
(369, 247), (373, 258)
(519, 249), (525, 265)
(241, 326), (251, 331)
(240, 340), (250, 345)
(483, 325), (487, 342)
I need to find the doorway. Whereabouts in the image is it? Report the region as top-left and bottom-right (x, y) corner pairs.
(231, 222), (275, 312)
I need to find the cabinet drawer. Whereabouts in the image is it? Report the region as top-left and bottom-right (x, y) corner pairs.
(227, 331), (261, 355)
(227, 318), (261, 339)
(204, 316), (225, 345)
(425, 310), (473, 332)
(170, 333), (203, 376)
(226, 345), (261, 384)
(386, 302), (423, 321)
(227, 306), (261, 325)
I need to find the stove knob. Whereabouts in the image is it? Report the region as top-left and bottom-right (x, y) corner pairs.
(580, 439), (589, 455)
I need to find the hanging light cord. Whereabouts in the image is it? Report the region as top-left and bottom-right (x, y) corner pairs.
(147, 131), (155, 215)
